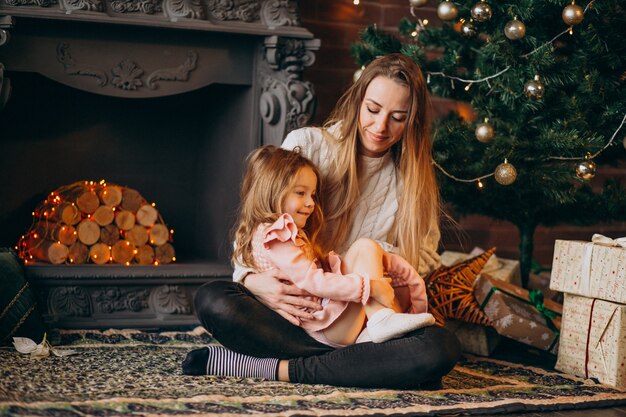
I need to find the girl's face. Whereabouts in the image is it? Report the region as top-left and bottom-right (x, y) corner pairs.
(358, 76), (410, 158)
(282, 166), (317, 229)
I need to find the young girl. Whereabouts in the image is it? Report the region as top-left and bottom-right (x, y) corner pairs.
(232, 145), (434, 347)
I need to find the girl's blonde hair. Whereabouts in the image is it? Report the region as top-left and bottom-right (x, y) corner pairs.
(232, 145), (324, 269)
(319, 53), (440, 271)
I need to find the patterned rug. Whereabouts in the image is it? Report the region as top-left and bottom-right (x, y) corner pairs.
(1, 328), (626, 417)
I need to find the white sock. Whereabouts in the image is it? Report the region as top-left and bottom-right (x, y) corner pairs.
(366, 308), (435, 343)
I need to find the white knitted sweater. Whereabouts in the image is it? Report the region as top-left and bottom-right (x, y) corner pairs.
(232, 126), (441, 282)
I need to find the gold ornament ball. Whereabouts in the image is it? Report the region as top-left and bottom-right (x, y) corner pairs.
(524, 75), (544, 100)
(471, 1), (492, 22)
(494, 160), (517, 185)
(504, 18), (526, 40)
(562, 3), (584, 26)
(575, 159), (596, 180)
(461, 20), (478, 37)
(437, 1), (459, 21)
(475, 121), (495, 143)
(410, 0), (429, 7)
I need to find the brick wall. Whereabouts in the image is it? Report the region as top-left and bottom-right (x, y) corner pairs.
(300, 0), (626, 267)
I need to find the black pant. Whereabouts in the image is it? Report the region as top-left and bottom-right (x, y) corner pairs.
(194, 280), (461, 389)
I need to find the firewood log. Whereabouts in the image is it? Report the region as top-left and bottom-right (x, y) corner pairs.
(136, 204), (158, 227)
(135, 244), (155, 265)
(29, 239), (69, 264)
(77, 219), (100, 245)
(115, 210), (135, 231)
(100, 224), (121, 246)
(155, 242), (175, 264)
(111, 240), (135, 265)
(52, 224), (78, 246)
(47, 202), (82, 225)
(99, 185), (122, 207)
(126, 225), (149, 247)
(149, 224), (169, 246)
(76, 191), (100, 214)
(93, 205), (115, 226)
(68, 241), (89, 264)
(89, 242), (111, 265)
(121, 188), (144, 212)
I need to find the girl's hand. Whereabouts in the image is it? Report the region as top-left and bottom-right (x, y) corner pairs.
(369, 278), (396, 309)
(243, 270), (322, 326)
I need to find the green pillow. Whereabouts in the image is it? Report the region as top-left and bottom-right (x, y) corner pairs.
(0, 248), (46, 344)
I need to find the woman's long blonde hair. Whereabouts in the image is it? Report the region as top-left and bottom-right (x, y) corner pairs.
(319, 53), (440, 271)
(232, 145), (324, 269)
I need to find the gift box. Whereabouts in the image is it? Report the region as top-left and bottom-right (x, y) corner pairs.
(473, 274), (562, 354)
(444, 319), (501, 356)
(555, 293), (626, 389)
(550, 235), (626, 304)
(441, 248), (522, 287)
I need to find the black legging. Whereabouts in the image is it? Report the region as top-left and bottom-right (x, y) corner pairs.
(194, 280), (461, 389)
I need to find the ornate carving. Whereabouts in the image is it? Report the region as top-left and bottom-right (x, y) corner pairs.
(110, 0), (161, 14)
(146, 50), (197, 89)
(163, 0), (204, 22)
(48, 286), (91, 316)
(57, 43), (108, 86)
(93, 287), (149, 313)
(5, 0), (56, 7)
(207, 0), (259, 22)
(59, 0), (103, 13)
(112, 59), (144, 90)
(150, 285), (192, 314)
(259, 36), (319, 145)
(260, 0), (297, 27)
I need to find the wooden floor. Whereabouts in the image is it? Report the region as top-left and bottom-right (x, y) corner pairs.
(472, 338), (626, 417)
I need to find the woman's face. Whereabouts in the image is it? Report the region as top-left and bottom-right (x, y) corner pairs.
(358, 76), (410, 158)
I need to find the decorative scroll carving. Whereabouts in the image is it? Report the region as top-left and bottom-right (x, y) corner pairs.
(150, 285), (192, 314)
(207, 0), (259, 22)
(110, 0), (161, 14)
(112, 59), (144, 90)
(59, 0), (103, 13)
(259, 36), (319, 145)
(5, 0), (57, 7)
(146, 50), (197, 89)
(57, 43), (108, 86)
(48, 286), (91, 316)
(163, 0), (204, 22)
(260, 0), (297, 27)
(93, 287), (149, 313)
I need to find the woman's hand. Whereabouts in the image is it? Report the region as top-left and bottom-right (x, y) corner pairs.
(243, 269), (322, 326)
(369, 278), (396, 309)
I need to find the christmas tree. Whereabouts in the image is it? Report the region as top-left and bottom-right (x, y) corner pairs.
(352, 0), (626, 286)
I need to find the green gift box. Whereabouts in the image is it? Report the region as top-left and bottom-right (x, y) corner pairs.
(473, 273), (562, 354)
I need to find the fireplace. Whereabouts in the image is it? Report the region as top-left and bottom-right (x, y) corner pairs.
(0, 1), (319, 329)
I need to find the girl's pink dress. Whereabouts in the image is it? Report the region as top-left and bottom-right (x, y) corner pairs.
(251, 213), (428, 333)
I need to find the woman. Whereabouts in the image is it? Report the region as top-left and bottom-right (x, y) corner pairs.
(187, 53), (461, 389)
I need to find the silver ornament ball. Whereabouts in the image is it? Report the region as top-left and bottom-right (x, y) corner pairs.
(437, 1), (459, 21)
(461, 20), (478, 37)
(575, 158), (596, 180)
(504, 18), (526, 40)
(494, 160), (517, 185)
(562, 3), (584, 26)
(471, 1), (492, 22)
(410, 0), (429, 7)
(475, 121), (495, 143)
(524, 75), (544, 100)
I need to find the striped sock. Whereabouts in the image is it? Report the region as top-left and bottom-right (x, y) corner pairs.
(205, 346), (279, 380)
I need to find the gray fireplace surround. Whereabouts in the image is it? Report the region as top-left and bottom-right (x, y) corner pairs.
(0, 0), (319, 329)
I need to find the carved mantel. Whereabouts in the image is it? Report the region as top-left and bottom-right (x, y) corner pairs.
(0, 0), (319, 144)
(0, 1), (320, 329)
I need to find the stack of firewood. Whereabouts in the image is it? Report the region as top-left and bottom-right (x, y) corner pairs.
(17, 181), (175, 265)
